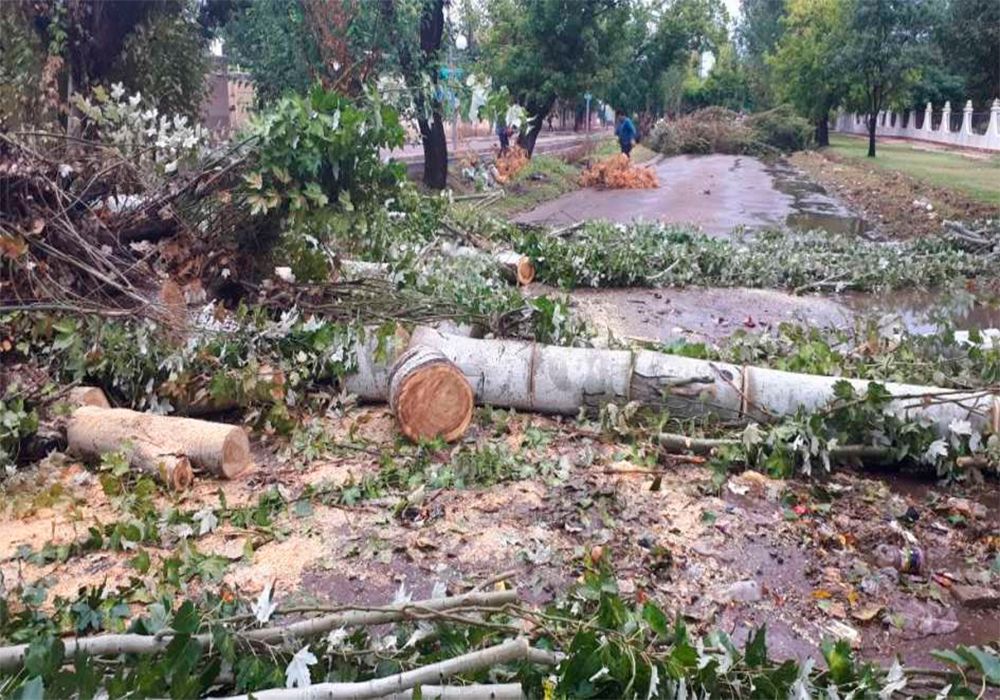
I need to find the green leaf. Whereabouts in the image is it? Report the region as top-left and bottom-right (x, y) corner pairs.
(171, 601), (199, 635)
(821, 638), (855, 686)
(745, 626), (768, 667)
(641, 601), (669, 638)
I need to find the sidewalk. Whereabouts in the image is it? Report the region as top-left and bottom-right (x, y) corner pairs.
(384, 128), (610, 165)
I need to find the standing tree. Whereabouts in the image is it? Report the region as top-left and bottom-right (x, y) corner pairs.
(483, 0), (629, 156)
(737, 0), (786, 108)
(935, 0), (1000, 103)
(769, 0), (849, 146)
(840, 0), (932, 157)
(603, 0), (727, 130)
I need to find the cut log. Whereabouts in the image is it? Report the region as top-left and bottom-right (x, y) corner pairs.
(494, 249), (535, 285)
(440, 242), (536, 286)
(389, 346), (474, 442)
(408, 327), (1000, 438)
(66, 386), (110, 409)
(67, 406), (251, 483)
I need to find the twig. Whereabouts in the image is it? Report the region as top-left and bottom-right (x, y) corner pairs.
(0, 590), (518, 672)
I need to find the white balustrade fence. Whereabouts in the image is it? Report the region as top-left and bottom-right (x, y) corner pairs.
(833, 99), (1000, 151)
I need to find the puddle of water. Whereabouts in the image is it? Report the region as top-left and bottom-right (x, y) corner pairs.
(838, 287), (1000, 335)
(767, 160), (871, 237)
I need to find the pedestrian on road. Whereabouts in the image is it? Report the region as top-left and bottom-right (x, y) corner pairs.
(615, 109), (637, 158)
(496, 118), (510, 156)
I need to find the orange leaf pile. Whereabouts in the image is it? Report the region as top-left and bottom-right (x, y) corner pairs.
(495, 145), (529, 183)
(580, 154), (658, 189)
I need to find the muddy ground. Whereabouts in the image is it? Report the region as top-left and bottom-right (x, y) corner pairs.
(790, 149), (998, 239)
(2, 408), (996, 668)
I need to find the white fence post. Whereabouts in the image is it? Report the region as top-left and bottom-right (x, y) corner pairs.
(831, 97), (998, 151)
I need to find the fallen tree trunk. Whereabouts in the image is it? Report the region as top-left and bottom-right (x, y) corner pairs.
(212, 638), (544, 700)
(0, 589), (518, 672)
(66, 386), (111, 409)
(67, 406), (251, 485)
(382, 683), (524, 700)
(389, 346), (474, 442)
(408, 327), (999, 439)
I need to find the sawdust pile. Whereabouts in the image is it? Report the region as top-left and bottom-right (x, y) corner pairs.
(580, 154), (659, 190)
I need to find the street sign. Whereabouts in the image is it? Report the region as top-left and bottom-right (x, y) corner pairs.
(584, 92), (592, 101)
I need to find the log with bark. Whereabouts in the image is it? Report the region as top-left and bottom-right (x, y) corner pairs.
(389, 346), (474, 442)
(67, 406), (252, 489)
(440, 242), (535, 285)
(407, 327), (1000, 439)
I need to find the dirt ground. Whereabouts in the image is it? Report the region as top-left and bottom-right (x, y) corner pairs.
(791, 150), (999, 239)
(2, 407), (996, 668)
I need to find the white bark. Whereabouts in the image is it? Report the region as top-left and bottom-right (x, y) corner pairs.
(339, 260), (391, 281)
(379, 683), (524, 699)
(0, 591), (518, 672)
(407, 327), (1000, 437)
(342, 327), (412, 402)
(210, 639), (544, 700)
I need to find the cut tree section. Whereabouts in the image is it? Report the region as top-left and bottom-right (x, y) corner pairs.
(67, 406), (252, 485)
(389, 346), (474, 442)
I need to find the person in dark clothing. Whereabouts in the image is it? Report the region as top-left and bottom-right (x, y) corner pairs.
(496, 119), (510, 155)
(614, 109), (637, 157)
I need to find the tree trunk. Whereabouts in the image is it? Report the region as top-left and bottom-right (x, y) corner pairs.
(815, 115), (829, 147)
(406, 327), (999, 438)
(867, 113), (877, 157)
(67, 406), (252, 482)
(419, 114), (448, 189)
(389, 346), (474, 442)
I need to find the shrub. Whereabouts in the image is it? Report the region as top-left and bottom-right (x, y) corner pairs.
(648, 105), (812, 157)
(647, 108), (765, 156)
(746, 105), (814, 152)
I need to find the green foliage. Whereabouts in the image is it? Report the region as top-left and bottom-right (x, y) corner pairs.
(0, 394), (39, 472)
(933, 0), (1000, 104)
(107, 11), (210, 121)
(482, 0), (629, 135)
(768, 0), (849, 129)
(745, 105), (813, 151)
(0, 5), (46, 129)
(222, 0), (321, 103)
(504, 220), (990, 292)
(242, 86), (405, 280)
(839, 0), (935, 154)
(4, 308), (363, 416)
(649, 106), (807, 156)
(601, 0), (728, 118)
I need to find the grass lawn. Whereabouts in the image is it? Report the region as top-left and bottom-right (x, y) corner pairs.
(827, 134), (1000, 206)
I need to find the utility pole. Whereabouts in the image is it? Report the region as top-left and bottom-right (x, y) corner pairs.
(584, 92), (592, 135)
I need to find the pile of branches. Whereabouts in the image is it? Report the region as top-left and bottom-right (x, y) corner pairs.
(0, 129), (260, 319)
(580, 154), (658, 190)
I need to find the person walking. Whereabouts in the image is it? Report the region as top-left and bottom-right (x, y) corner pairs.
(496, 118), (510, 156)
(614, 109), (637, 158)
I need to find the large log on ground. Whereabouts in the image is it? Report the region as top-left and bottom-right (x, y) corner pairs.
(343, 326), (412, 402)
(408, 327), (1000, 437)
(389, 346), (474, 442)
(67, 406), (251, 487)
